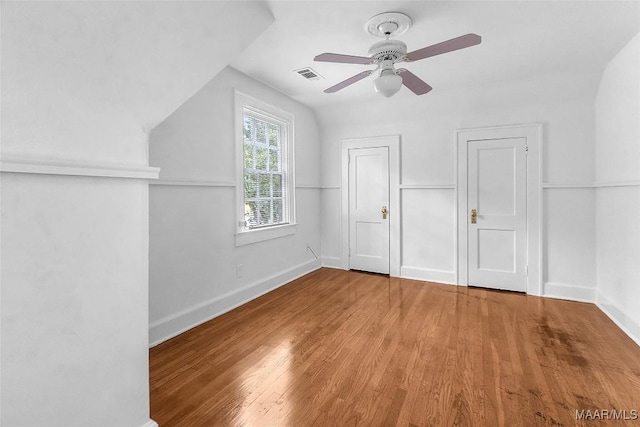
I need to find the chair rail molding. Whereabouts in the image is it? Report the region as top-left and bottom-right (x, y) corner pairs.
(0, 156), (159, 180)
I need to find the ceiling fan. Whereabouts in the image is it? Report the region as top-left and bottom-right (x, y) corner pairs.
(314, 12), (481, 97)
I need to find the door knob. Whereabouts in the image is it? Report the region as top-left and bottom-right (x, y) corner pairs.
(381, 206), (388, 219)
(470, 208), (477, 224)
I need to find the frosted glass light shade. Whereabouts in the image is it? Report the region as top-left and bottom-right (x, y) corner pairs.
(373, 72), (402, 97)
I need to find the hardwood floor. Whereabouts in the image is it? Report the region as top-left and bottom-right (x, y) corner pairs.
(150, 268), (640, 426)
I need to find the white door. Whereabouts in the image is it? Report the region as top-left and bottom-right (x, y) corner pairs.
(348, 147), (390, 274)
(467, 138), (527, 292)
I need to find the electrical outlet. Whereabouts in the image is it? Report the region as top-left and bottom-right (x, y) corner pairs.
(236, 264), (244, 279)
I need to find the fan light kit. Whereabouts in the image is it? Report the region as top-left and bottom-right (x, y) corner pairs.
(314, 12), (482, 98)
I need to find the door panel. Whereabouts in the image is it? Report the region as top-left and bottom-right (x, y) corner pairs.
(468, 138), (526, 291)
(349, 147), (389, 274)
(478, 229), (515, 272)
(477, 147), (515, 215)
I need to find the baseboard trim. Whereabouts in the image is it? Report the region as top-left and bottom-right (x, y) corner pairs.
(141, 419), (158, 427)
(543, 282), (595, 303)
(149, 259), (321, 347)
(400, 266), (456, 285)
(596, 291), (640, 347)
(321, 256), (343, 269)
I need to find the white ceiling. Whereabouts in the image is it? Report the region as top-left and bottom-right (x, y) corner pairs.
(231, 1), (640, 109)
(1, 1), (274, 163)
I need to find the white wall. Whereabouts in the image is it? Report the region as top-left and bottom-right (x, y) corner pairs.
(318, 70), (600, 297)
(1, 174), (152, 427)
(0, 2), (273, 425)
(595, 32), (640, 344)
(148, 67), (322, 345)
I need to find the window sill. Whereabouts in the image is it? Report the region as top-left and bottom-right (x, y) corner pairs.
(235, 223), (297, 247)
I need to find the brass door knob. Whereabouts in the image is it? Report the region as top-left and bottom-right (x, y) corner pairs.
(382, 206), (388, 219)
(470, 208), (477, 224)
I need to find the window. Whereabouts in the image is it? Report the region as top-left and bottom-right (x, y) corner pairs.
(243, 112), (287, 228)
(235, 91), (295, 246)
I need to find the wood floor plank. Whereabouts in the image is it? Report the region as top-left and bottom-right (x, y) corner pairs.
(150, 268), (640, 426)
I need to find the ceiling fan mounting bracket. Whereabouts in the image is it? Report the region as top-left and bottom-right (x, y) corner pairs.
(365, 12), (412, 38)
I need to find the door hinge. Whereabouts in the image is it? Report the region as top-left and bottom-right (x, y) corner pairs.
(525, 146), (529, 154)
(525, 265), (529, 275)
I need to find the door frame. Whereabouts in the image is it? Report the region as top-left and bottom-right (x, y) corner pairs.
(341, 135), (400, 276)
(455, 124), (542, 295)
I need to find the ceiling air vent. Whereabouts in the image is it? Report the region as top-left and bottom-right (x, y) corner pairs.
(295, 67), (323, 81)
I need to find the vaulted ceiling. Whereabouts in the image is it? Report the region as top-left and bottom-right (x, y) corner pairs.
(3, 0), (639, 162)
(231, 1), (640, 109)
(1, 1), (274, 162)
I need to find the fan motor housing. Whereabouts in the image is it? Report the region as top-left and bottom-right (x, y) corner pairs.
(368, 39), (407, 63)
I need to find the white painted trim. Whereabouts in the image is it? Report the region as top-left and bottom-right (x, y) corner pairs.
(400, 266), (456, 285)
(596, 291), (640, 347)
(455, 123), (543, 295)
(235, 223), (297, 246)
(542, 183), (594, 189)
(543, 282), (595, 303)
(399, 184), (456, 190)
(321, 256), (343, 269)
(321, 186), (340, 190)
(340, 135), (401, 277)
(0, 156), (159, 180)
(151, 178), (235, 187)
(149, 259), (321, 347)
(140, 420), (159, 427)
(594, 181), (640, 188)
(149, 180), (325, 189)
(541, 181), (640, 189)
(234, 90), (296, 235)
(453, 138), (460, 285)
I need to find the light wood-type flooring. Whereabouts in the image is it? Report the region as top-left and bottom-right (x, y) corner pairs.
(150, 268), (640, 426)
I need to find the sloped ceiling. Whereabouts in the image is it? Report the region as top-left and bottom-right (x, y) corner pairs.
(3, 0), (638, 164)
(231, 1), (640, 109)
(1, 1), (274, 163)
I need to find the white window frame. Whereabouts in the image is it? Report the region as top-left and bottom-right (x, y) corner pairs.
(234, 90), (296, 246)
